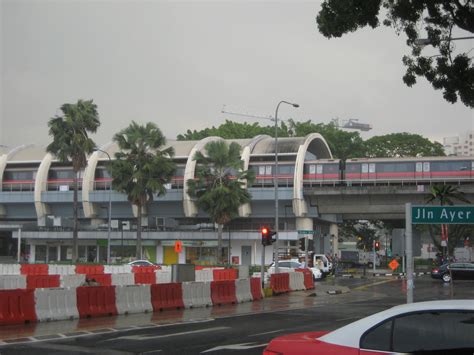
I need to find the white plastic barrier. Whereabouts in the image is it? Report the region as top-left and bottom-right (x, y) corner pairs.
(238, 266), (249, 279)
(235, 278), (253, 303)
(182, 281), (212, 308)
(0, 264), (21, 275)
(115, 285), (153, 315)
(104, 265), (132, 274)
(195, 269), (214, 282)
(34, 287), (79, 321)
(160, 265), (172, 272)
(60, 274), (85, 288)
(289, 271), (305, 291)
(156, 270), (172, 284)
(0, 275), (26, 289)
(48, 265), (75, 276)
(112, 273), (135, 286)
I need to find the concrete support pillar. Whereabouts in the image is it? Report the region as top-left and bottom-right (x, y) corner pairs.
(330, 223), (339, 257)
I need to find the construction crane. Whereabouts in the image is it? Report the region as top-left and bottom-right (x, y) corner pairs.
(221, 105), (373, 132)
(331, 118), (372, 132)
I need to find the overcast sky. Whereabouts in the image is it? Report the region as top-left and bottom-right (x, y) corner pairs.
(1, 0), (472, 149)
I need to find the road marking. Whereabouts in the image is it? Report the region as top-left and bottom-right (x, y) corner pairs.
(352, 278), (396, 291)
(107, 326), (230, 341)
(201, 342), (268, 353)
(249, 329), (285, 337)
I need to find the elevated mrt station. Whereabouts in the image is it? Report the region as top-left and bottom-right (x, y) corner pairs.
(0, 134), (336, 265)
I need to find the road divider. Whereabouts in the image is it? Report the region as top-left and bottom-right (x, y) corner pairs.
(182, 281), (212, 308)
(34, 287), (78, 322)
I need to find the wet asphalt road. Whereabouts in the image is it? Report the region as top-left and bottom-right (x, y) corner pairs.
(1, 276), (473, 355)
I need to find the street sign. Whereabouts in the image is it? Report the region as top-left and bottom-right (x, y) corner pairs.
(388, 259), (399, 271)
(411, 206), (474, 224)
(297, 230), (318, 234)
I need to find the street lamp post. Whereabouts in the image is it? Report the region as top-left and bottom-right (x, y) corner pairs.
(95, 149), (112, 264)
(415, 36), (474, 46)
(273, 100), (299, 274)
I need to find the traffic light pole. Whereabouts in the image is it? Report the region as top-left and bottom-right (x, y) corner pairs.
(304, 236), (309, 267)
(373, 241), (376, 274)
(261, 245), (265, 289)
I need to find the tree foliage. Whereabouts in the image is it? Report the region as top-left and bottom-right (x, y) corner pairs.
(187, 141), (255, 263)
(317, 0), (474, 107)
(177, 120), (290, 140)
(47, 99), (100, 262)
(339, 220), (383, 251)
(109, 121), (175, 259)
(364, 132), (445, 157)
(177, 120), (444, 159)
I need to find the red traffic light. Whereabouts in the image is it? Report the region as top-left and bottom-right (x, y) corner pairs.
(261, 227), (269, 235)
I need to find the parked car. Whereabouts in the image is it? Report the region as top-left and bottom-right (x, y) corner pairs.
(127, 260), (160, 267)
(431, 262), (474, 282)
(267, 260), (322, 281)
(264, 300), (474, 354)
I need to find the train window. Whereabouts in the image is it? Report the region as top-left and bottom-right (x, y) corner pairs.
(258, 166), (266, 176)
(423, 162), (430, 172)
(346, 164), (361, 173)
(315, 165), (321, 174)
(324, 164), (338, 173)
(377, 163), (415, 173)
(472, 162), (474, 171)
(3, 170), (35, 180)
(309, 165), (316, 174)
(278, 165), (294, 175)
(416, 162), (423, 172)
(94, 168), (111, 178)
(362, 164), (369, 173)
(369, 164), (376, 173)
(265, 166), (272, 175)
(431, 161), (470, 172)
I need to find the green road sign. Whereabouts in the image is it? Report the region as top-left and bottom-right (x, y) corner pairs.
(297, 230), (318, 234)
(412, 206), (474, 224)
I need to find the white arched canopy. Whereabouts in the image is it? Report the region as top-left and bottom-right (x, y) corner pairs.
(293, 133), (332, 217)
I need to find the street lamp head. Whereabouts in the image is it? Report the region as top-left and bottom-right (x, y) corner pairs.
(292, 103), (300, 108)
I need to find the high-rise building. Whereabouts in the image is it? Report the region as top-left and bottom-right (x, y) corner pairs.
(443, 131), (474, 157)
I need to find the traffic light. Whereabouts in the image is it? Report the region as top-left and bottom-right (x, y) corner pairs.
(299, 238), (305, 251)
(261, 226), (276, 246)
(374, 241), (380, 251)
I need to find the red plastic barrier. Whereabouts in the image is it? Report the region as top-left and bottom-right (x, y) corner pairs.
(20, 264), (49, 276)
(134, 272), (156, 285)
(0, 289), (37, 325)
(211, 280), (237, 306)
(132, 266), (158, 273)
(270, 273), (290, 294)
(250, 277), (262, 300)
(296, 268), (314, 290)
(150, 283), (184, 311)
(212, 268), (238, 281)
(75, 265), (104, 275)
(26, 275), (60, 289)
(76, 286), (117, 318)
(85, 274), (112, 286)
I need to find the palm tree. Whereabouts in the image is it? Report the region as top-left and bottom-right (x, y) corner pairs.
(108, 122), (175, 260)
(187, 141), (255, 264)
(426, 184), (470, 256)
(47, 99), (100, 262)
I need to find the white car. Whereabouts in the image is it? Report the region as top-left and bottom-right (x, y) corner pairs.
(127, 260), (159, 267)
(264, 300), (474, 354)
(267, 260), (322, 281)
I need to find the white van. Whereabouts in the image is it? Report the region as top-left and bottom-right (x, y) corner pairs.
(312, 254), (332, 276)
(267, 259), (322, 281)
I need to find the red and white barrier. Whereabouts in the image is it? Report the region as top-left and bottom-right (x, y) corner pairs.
(0, 275), (310, 327)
